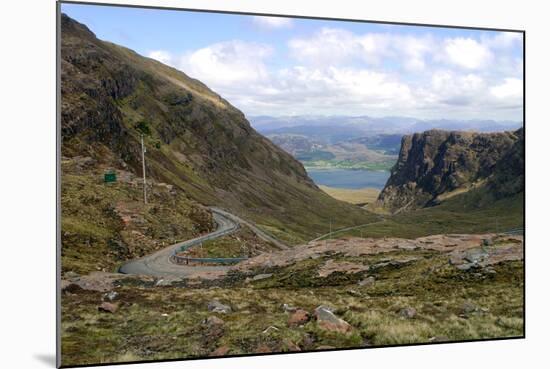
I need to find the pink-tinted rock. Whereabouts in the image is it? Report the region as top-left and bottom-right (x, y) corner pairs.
(288, 309), (310, 327)
(210, 345), (230, 356)
(98, 302), (119, 313)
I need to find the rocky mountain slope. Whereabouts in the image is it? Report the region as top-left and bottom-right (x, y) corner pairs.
(60, 12), (375, 273)
(377, 128), (524, 213)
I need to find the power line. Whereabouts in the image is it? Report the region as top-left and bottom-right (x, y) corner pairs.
(141, 134), (147, 204)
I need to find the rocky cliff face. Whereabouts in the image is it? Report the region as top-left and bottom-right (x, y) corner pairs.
(377, 128), (524, 213)
(60, 14), (375, 246)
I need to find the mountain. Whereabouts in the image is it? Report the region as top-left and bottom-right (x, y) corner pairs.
(345, 134), (403, 155)
(267, 134), (327, 156)
(60, 13), (376, 273)
(267, 133), (398, 171)
(252, 115), (523, 143)
(377, 128), (524, 213)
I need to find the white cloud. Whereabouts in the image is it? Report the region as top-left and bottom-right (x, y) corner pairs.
(490, 78), (523, 99)
(394, 35), (433, 71)
(275, 67), (413, 107)
(146, 27), (522, 120)
(148, 50), (174, 66)
(252, 16), (292, 29)
(485, 32), (523, 49)
(428, 71), (486, 106)
(179, 40), (273, 87)
(288, 28), (434, 72)
(288, 28), (390, 66)
(443, 37), (493, 69)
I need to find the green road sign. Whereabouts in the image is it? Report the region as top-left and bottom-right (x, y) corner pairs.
(104, 172), (117, 183)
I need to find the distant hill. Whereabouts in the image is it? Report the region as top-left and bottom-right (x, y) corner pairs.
(252, 115), (522, 144)
(267, 133), (398, 170)
(377, 128), (524, 213)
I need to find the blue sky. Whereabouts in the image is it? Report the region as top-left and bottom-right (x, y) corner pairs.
(62, 3), (523, 121)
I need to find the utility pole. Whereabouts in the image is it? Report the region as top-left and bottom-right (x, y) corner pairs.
(141, 134), (147, 204)
(329, 218), (332, 240)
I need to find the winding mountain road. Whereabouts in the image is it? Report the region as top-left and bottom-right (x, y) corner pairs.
(118, 207), (288, 278)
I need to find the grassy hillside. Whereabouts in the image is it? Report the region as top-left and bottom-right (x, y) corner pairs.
(60, 158), (215, 274)
(341, 187), (523, 239)
(319, 186), (380, 206)
(60, 12), (378, 274)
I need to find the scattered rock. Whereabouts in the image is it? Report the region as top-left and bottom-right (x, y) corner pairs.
(203, 316), (225, 344)
(461, 301), (478, 314)
(103, 291), (119, 302)
(65, 271), (80, 281)
(255, 344), (272, 353)
(428, 336), (449, 343)
(347, 289), (362, 297)
(252, 273), (273, 281)
(204, 316), (225, 327)
(371, 257), (419, 270)
(464, 249), (487, 264)
(318, 259), (370, 278)
(314, 305), (352, 334)
(155, 276), (182, 287)
(98, 302), (119, 313)
(302, 333), (315, 347)
(456, 263), (476, 271)
(208, 300), (232, 314)
(399, 307), (417, 319)
(73, 272), (126, 292)
(210, 345), (230, 357)
(288, 309), (310, 327)
(358, 276), (375, 287)
(282, 303), (297, 313)
(398, 243), (418, 251)
(61, 280), (82, 293)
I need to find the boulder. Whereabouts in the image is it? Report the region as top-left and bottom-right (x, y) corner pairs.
(252, 273), (273, 281)
(282, 303), (297, 313)
(399, 307), (417, 319)
(462, 301), (478, 314)
(288, 309), (310, 327)
(98, 302), (119, 313)
(314, 305), (352, 334)
(210, 345), (230, 357)
(64, 271), (80, 281)
(428, 336), (449, 343)
(255, 344), (272, 353)
(204, 316), (225, 327)
(358, 276), (375, 287)
(103, 291), (119, 302)
(208, 300), (232, 314)
(61, 280), (82, 293)
(155, 276), (182, 287)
